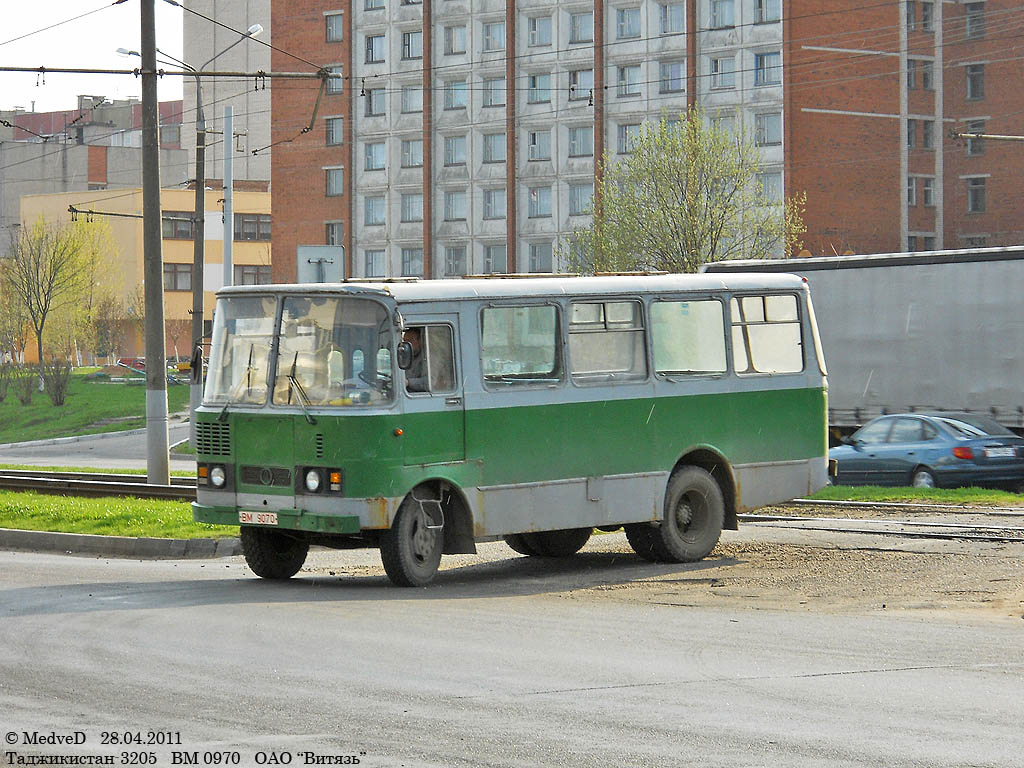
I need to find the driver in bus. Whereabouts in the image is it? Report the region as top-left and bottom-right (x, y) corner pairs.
(404, 327), (427, 392)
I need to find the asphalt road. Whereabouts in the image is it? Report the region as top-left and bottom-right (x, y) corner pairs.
(0, 422), (195, 471)
(1, 548), (1021, 767)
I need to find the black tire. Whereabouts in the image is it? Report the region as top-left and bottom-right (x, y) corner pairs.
(524, 527), (592, 557)
(911, 468), (937, 488)
(380, 494), (444, 587)
(504, 533), (541, 556)
(626, 466), (724, 563)
(240, 527), (309, 580)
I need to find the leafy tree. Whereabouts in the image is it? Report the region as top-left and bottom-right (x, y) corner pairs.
(566, 109), (806, 274)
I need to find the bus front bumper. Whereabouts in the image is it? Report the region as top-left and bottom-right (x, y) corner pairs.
(192, 503), (362, 534)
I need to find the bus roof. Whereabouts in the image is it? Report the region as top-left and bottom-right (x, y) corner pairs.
(216, 273), (808, 302)
(701, 245), (1024, 273)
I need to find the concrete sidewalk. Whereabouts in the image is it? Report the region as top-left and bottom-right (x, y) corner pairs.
(0, 527), (240, 559)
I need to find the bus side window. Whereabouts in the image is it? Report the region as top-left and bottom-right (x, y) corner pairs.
(730, 294), (803, 374)
(650, 299), (727, 375)
(405, 324), (456, 394)
(480, 305), (562, 385)
(568, 300), (647, 382)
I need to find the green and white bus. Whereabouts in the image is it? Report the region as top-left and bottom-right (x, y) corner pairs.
(193, 274), (829, 586)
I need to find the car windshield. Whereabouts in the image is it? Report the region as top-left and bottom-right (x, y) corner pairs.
(935, 415), (1015, 438)
(204, 295), (277, 405)
(272, 296), (394, 407)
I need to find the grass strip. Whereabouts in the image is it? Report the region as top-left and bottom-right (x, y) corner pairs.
(0, 464), (195, 477)
(0, 490), (231, 539)
(809, 484), (1024, 506)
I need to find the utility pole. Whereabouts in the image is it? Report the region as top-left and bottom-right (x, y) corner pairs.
(140, 0), (170, 484)
(223, 106), (234, 288)
(189, 82), (206, 450)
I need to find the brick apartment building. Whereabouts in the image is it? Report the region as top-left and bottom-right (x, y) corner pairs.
(270, 1), (1024, 280)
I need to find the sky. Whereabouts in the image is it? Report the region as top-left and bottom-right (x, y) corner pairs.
(0, 0), (184, 113)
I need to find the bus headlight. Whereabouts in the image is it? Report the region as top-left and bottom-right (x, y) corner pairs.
(305, 469), (322, 493)
(209, 466), (227, 488)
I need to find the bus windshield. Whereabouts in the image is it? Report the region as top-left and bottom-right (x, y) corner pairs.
(204, 295), (277, 405)
(272, 296), (394, 407)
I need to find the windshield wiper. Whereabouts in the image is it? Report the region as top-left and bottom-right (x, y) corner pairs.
(286, 352), (317, 425)
(217, 344), (257, 422)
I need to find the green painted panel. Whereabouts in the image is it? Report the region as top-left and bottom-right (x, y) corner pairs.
(401, 409), (465, 466)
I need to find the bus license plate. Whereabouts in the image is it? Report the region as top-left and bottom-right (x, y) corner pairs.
(239, 510), (278, 526)
(985, 447), (1016, 458)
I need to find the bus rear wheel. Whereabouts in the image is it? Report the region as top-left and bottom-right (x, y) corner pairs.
(504, 533), (541, 556)
(240, 527), (309, 580)
(626, 466), (724, 563)
(380, 495), (444, 587)
(505, 528), (592, 557)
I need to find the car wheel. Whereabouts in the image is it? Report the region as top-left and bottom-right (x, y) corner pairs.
(911, 468), (937, 488)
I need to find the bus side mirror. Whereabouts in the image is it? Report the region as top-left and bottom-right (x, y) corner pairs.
(396, 341), (413, 370)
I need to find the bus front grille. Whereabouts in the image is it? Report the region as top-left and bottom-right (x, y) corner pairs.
(196, 422), (231, 456)
(240, 466), (292, 487)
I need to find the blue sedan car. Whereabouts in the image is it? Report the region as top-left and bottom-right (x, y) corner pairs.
(829, 412), (1024, 489)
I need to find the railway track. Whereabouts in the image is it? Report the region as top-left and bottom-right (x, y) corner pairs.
(2, 471), (1024, 543)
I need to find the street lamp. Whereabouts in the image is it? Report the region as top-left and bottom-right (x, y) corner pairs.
(120, 23), (263, 448)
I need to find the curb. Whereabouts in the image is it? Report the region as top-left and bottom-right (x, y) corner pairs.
(0, 420), (191, 451)
(0, 527), (241, 559)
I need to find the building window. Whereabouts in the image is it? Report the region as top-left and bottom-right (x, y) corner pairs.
(570, 12), (594, 43)
(528, 15), (552, 46)
(755, 112), (782, 146)
(365, 0), (384, 9)
(907, 176), (917, 206)
(710, 0), (734, 28)
(401, 85), (422, 113)
(966, 120), (985, 156)
(483, 188), (506, 219)
(483, 77), (506, 107)
(920, 2), (933, 31)
(906, 118), (916, 148)
(660, 3), (685, 33)
(569, 69), (594, 100)
(401, 193), (423, 222)
(529, 242), (553, 272)
(921, 60), (934, 90)
(907, 59), (918, 90)
(364, 141), (386, 171)
(966, 64), (985, 100)
(966, 3), (985, 39)
(444, 190), (467, 221)
(922, 177), (935, 207)
(483, 133), (506, 163)
(444, 246), (467, 276)
(967, 177), (986, 212)
(401, 138), (423, 167)
(712, 114), (735, 135)
(326, 168), (344, 197)
(755, 0), (781, 23)
(401, 248), (423, 277)
(756, 172), (782, 201)
(325, 13), (343, 42)
(528, 73), (551, 103)
(444, 80), (468, 109)
(528, 130), (551, 161)
(364, 249), (385, 277)
(484, 244), (507, 274)
(365, 34), (385, 63)
(163, 263), (191, 291)
(234, 213), (271, 241)
(402, 30), (422, 59)
(161, 211), (194, 240)
(365, 196), (385, 226)
(325, 65), (344, 95)
(233, 265), (271, 286)
(365, 88), (385, 117)
(569, 183), (594, 215)
(922, 120), (934, 149)
(963, 235), (988, 248)
(617, 7), (641, 39)
(325, 221), (344, 245)
(617, 123), (642, 153)
(568, 125), (593, 157)
(907, 235), (917, 251)
(528, 186), (552, 218)
(483, 21), (505, 51)
(660, 60), (685, 93)
(444, 135), (467, 165)
(444, 26), (467, 55)
(617, 65), (642, 98)
(754, 51), (782, 85)
(325, 116), (344, 146)
(711, 56), (736, 89)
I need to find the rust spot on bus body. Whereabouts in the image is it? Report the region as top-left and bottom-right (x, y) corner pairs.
(365, 497), (391, 529)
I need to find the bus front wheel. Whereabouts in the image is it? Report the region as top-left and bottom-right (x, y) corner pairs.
(240, 527), (309, 579)
(625, 467), (724, 563)
(380, 495), (444, 587)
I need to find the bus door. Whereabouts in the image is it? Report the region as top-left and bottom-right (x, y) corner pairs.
(401, 316), (466, 465)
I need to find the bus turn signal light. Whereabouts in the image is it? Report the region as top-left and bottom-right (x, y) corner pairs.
(394, 428), (403, 436)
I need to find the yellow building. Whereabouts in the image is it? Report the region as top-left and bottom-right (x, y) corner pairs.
(20, 186), (271, 359)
